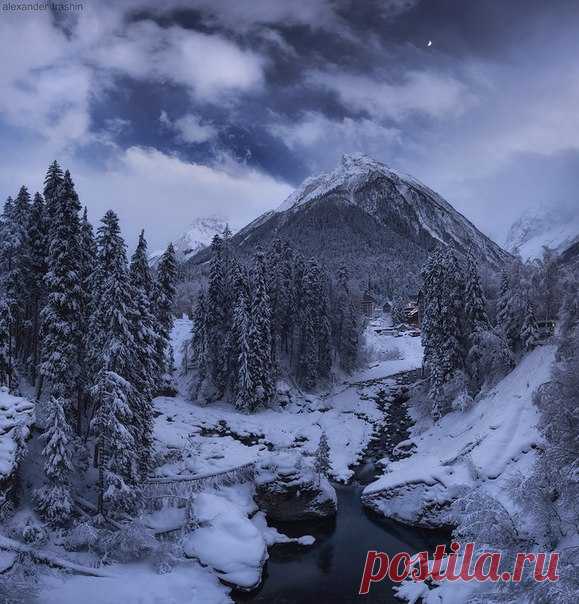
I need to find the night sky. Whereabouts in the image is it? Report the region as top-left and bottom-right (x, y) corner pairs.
(1, 0), (578, 250)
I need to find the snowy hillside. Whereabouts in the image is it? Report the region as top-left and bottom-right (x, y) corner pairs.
(149, 216), (228, 266)
(362, 345), (556, 527)
(505, 205), (579, 259)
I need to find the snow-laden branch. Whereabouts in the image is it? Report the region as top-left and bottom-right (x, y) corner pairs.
(0, 534), (112, 577)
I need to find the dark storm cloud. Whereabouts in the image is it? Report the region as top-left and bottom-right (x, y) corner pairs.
(0, 0), (578, 249)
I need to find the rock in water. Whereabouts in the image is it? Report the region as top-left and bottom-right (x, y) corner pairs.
(254, 452), (337, 522)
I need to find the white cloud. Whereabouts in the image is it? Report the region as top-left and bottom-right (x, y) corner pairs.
(310, 69), (474, 122)
(72, 146), (292, 250)
(93, 20), (265, 101)
(160, 111), (218, 144)
(270, 111), (400, 154)
(0, 13), (93, 147)
(0, 8), (265, 150)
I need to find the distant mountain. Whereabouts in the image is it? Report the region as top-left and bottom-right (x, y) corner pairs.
(150, 216), (228, 267)
(188, 154), (509, 296)
(505, 206), (579, 260)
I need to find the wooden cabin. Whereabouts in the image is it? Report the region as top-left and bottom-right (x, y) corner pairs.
(404, 302), (420, 327)
(360, 290), (378, 317)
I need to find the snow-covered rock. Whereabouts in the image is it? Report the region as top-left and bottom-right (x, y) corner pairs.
(149, 215), (228, 266)
(0, 388), (34, 513)
(362, 345), (556, 528)
(505, 205), (579, 260)
(182, 491), (267, 591)
(254, 452), (337, 522)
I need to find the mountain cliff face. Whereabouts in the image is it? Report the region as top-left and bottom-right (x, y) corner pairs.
(188, 154), (509, 295)
(505, 206), (579, 260)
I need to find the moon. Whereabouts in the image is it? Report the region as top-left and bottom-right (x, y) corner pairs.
(427, 40), (432, 47)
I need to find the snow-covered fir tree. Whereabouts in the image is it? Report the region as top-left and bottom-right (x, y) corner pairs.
(205, 234), (228, 396)
(43, 160), (64, 230)
(154, 243), (177, 393)
(0, 295), (12, 388)
(39, 171), (83, 400)
(91, 370), (139, 517)
(335, 265), (359, 372)
(496, 260), (526, 353)
(188, 290), (208, 396)
(88, 211), (144, 514)
(249, 252), (275, 406)
(266, 239), (295, 372)
(420, 247), (467, 417)
(232, 288), (254, 410)
(26, 192), (49, 384)
(128, 230), (157, 475)
(520, 298), (539, 352)
(390, 295), (407, 326)
(298, 258), (332, 389)
(129, 230), (158, 399)
(314, 430), (330, 478)
(34, 397), (74, 525)
(464, 248), (489, 334)
(76, 207), (96, 433)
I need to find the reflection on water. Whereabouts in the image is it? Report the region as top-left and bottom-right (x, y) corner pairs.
(235, 483), (449, 604)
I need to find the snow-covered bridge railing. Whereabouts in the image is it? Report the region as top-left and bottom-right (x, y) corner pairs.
(143, 461), (256, 509)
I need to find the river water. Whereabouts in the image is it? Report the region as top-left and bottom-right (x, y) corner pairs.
(235, 370), (449, 603)
(235, 481), (448, 604)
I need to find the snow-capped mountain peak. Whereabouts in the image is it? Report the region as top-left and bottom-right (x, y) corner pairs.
(149, 215), (228, 266)
(276, 153), (392, 213)
(505, 205), (579, 260)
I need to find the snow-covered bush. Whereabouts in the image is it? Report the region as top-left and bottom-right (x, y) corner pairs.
(64, 521), (99, 552)
(33, 484), (73, 527)
(21, 520), (48, 546)
(154, 541), (179, 575)
(0, 567), (39, 603)
(448, 487), (521, 551)
(96, 522), (159, 563)
(444, 370), (474, 412)
(390, 296), (407, 326)
(467, 327), (514, 393)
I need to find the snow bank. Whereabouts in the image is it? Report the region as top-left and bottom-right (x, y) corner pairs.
(41, 561), (232, 604)
(362, 346), (556, 527)
(182, 491), (267, 590)
(0, 388), (34, 480)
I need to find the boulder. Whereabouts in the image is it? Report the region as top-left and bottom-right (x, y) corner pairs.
(254, 452), (337, 522)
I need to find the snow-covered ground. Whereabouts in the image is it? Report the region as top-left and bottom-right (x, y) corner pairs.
(25, 313), (419, 604)
(363, 345), (555, 526)
(41, 560), (232, 604)
(158, 316), (423, 483)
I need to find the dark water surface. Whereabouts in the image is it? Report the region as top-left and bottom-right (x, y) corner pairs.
(235, 482), (449, 604)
